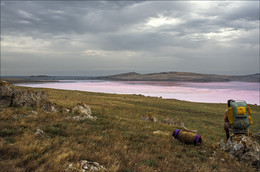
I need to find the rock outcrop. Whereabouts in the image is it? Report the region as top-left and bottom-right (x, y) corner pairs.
(66, 160), (105, 172)
(0, 81), (47, 108)
(253, 132), (260, 145)
(42, 101), (70, 113)
(12, 90), (47, 107)
(220, 134), (260, 167)
(13, 110), (38, 119)
(68, 102), (96, 121)
(1, 81), (96, 121)
(141, 114), (158, 122)
(0, 81), (15, 108)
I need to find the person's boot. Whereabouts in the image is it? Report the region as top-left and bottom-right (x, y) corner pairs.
(224, 133), (230, 143)
(226, 133), (230, 142)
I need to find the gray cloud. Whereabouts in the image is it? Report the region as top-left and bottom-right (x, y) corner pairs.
(1, 1), (259, 76)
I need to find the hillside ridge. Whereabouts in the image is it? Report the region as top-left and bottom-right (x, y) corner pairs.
(95, 71), (260, 82)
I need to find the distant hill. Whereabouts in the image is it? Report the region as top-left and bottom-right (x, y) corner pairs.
(30, 75), (49, 77)
(95, 72), (260, 82)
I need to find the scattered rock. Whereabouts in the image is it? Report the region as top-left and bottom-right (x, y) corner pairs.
(64, 108), (70, 113)
(41, 101), (71, 114)
(220, 134), (260, 167)
(31, 110), (38, 115)
(252, 132), (260, 145)
(68, 114), (95, 121)
(42, 101), (60, 113)
(13, 113), (30, 119)
(66, 160), (105, 172)
(141, 114), (158, 122)
(161, 118), (185, 128)
(212, 151), (216, 156)
(68, 102), (96, 121)
(71, 102), (92, 116)
(13, 110), (38, 119)
(35, 129), (44, 137)
(1, 81), (96, 122)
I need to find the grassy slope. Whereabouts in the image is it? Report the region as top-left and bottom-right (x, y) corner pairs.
(0, 86), (259, 171)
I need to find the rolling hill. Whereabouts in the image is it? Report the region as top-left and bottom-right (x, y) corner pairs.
(95, 72), (260, 82)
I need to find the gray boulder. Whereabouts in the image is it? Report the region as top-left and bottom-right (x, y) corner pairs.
(0, 98), (12, 108)
(253, 132), (260, 145)
(0, 82), (14, 97)
(0, 81), (14, 108)
(69, 102), (96, 121)
(220, 134), (260, 167)
(0, 81), (48, 108)
(66, 160), (105, 172)
(12, 90), (47, 107)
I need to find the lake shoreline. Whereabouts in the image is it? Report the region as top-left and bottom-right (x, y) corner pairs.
(14, 80), (260, 106)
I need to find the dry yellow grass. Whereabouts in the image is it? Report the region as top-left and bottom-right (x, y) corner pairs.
(0, 86), (259, 171)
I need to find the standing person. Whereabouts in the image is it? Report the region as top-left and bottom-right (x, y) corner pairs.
(224, 99), (233, 141)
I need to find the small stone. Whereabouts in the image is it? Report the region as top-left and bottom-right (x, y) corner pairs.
(35, 129), (44, 136)
(68, 163), (73, 168)
(91, 166), (98, 171)
(82, 164), (88, 170)
(66, 160), (105, 171)
(93, 162), (99, 167)
(212, 151), (216, 156)
(141, 115), (158, 122)
(31, 110), (38, 115)
(13, 113), (29, 119)
(161, 118), (184, 127)
(50, 106), (56, 112)
(64, 108), (70, 113)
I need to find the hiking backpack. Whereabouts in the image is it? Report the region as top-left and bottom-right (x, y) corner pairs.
(227, 100), (252, 134)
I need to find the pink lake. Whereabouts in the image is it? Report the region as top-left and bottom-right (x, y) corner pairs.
(17, 81), (260, 105)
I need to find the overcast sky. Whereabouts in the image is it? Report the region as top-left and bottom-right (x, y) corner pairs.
(1, 1), (259, 76)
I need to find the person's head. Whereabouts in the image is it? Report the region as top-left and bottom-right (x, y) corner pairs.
(227, 99), (234, 107)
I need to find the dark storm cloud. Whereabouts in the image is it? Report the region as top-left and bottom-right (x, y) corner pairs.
(223, 2), (259, 21)
(1, 1), (259, 76)
(2, 1), (127, 34)
(1, 1), (188, 35)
